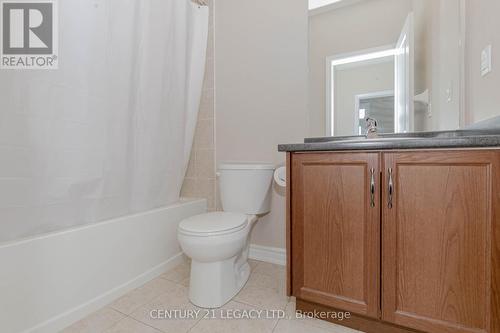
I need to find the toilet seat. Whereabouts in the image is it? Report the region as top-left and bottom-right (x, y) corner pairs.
(178, 212), (248, 237)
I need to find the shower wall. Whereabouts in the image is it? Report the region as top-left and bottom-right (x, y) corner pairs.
(181, 0), (217, 211)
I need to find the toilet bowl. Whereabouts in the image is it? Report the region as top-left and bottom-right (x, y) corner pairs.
(177, 163), (274, 308)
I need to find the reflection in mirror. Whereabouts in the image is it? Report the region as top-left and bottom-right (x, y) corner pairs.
(328, 47), (396, 136)
(309, 0), (465, 137)
(358, 93), (395, 135)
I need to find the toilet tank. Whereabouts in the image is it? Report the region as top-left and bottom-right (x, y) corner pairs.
(218, 163), (275, 215)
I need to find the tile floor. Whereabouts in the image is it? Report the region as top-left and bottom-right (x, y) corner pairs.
(61, 259), (363, 333)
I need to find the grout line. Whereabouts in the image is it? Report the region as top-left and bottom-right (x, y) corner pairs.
(123, 315), (164, 333)
(271, 318), (281, 332)
(185, 315), (204, 333)
(231, 299), (267, 309)
(110, 307), (130, 317)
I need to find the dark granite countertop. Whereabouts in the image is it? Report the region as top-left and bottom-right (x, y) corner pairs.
(278, 129), (500, 152)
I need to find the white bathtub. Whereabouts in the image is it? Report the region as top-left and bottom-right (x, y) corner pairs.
(0, 198), (206, 333)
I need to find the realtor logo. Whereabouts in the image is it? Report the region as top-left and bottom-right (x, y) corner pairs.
(1, 0), (58, 69)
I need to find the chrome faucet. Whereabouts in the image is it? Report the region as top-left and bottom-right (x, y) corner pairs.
(365, 117), (378, 138)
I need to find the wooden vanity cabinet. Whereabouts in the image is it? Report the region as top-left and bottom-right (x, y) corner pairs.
(287, 150), (500, 333)
(290, 152), (381, 318)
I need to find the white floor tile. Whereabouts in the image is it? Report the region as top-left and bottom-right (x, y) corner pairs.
(252, 262), (285, 280)
(273, 318), (334, 333)
(60, 307), (125, 333)
(234, 272), (289, 310)
(64, 261), (365, 333)
(110, 278), (180, 315)
(103, 317), (162, 333)
(189, 301), (277, 333)
(160, 262), (190, 284)
(129, 283), (200, 333)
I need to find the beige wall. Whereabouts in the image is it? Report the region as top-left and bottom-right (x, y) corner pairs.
(465, 0), (500, 124)
(309, 0), (411, 137)
(181, 1), (217, 211)
(413, 0), (461, 131)
(214, 0), (309, 249)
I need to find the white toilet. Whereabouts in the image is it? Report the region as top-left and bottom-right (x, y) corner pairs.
(177, 163), (274, 308)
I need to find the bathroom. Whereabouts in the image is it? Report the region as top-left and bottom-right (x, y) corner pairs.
(0, 0), (499, 332)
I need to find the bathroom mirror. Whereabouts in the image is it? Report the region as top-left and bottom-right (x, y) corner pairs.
(308, 0), (466, 136)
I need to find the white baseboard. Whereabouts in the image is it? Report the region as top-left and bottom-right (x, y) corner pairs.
(249, 244), (286, 266)
(29, 253), (186, 333)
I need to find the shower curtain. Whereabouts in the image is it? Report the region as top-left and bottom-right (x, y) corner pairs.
(0, 0), (209, 242)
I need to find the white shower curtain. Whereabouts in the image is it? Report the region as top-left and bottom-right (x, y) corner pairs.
(0, 0), (208, 242)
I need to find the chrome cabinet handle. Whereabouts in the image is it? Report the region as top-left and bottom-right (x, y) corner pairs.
(388, 168), (393, 209)
(370, 168), (375, 208)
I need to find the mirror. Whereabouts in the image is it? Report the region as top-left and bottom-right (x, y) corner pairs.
(308, 0), (465, 136)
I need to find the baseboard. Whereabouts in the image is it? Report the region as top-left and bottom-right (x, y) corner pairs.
(249, 244), (286, 266)
(27, 253), (186, 333)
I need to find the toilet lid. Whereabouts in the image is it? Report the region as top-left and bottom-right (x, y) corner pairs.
(178, 212), (248, 235)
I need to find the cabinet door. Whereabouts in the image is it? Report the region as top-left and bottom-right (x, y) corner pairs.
(382, 151), (500, 333)
(291, 152), (380, 318)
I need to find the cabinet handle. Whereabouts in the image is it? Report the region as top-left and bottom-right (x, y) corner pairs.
(388, 168), (394, 209)
(370, 168), (375, 208)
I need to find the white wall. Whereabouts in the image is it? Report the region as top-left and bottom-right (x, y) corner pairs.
(309, 0), (411, 137)
(214, 0), (309, 249)
(465, 0), (500, 124)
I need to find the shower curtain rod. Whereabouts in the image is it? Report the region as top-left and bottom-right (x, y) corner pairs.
(191, 0), (208, 6)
